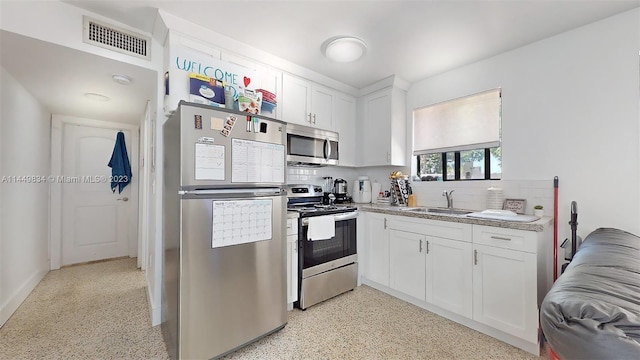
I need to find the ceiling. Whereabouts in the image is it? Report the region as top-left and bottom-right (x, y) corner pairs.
(1, 1), (638, 125)
(0, 30), (157, 124)
(66, 0), (640, 89)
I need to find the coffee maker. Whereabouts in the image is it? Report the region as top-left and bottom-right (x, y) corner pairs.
(322, 177), (351, 204)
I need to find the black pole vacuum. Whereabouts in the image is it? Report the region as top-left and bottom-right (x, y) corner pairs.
(570, 201), (578, 258)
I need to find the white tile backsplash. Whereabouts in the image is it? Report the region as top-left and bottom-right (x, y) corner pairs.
(287, 166), (359, 189)
(411, 179), (555, 216)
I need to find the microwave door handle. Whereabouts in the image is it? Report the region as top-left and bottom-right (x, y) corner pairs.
(323, 138), (331, 160)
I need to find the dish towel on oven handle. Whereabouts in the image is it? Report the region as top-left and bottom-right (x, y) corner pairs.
(307, 215), (335, 241)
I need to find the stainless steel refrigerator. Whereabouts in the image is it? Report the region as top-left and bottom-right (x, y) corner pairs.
(162, 101), (287, 359)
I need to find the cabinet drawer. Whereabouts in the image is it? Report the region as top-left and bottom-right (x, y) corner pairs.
(473, 225), (537, 253)
(286, 219), (298, 235)
(388, 217), (471, 242)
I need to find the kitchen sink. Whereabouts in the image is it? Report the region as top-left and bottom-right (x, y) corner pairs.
(426, 208), (473, 215)
(399, 207), (472, 215)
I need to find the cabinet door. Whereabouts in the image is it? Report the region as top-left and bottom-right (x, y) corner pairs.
(361, 89), (392, 166)
(473, 244), (538, 342)
(334, 94), (356, 167)
(310, 85), (334, 130)
(389, 230), (426, 301)
(281, 74), (311, 125)
(289, 239), (299, 303)
(366, 213), (389, 286)
(426, 236), (472, 318)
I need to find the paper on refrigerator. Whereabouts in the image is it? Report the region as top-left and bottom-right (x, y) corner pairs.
(231, 139), (284, 183)
(211, 199), (273, 248)
(194, 142), (225, 180)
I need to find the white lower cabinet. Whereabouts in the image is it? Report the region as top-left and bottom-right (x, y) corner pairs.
(427, 236), (473, 318)
(389, 230), (426, 301)
(360, 212), (549, 355)
(472, 243), (538, 343)
(286, 218), (298, 305)
(365, 213), (390, 286)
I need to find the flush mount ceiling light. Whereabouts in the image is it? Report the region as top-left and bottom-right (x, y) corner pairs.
(112, 74), (132, 85)
(323, 36), (367, 63)
(84, 92), (110, 102)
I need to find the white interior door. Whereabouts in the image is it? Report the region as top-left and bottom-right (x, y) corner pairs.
(61, 124), (135, 266)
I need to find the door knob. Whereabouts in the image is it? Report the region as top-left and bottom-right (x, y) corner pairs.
(117, 197), (129, 202)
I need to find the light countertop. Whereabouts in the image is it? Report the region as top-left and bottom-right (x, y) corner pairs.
(357, 203), (552, 232)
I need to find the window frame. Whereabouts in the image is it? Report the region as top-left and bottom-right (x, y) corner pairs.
(417, 147), (500, 181)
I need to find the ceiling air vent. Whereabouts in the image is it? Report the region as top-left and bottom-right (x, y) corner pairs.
(83, 17), (150, 60)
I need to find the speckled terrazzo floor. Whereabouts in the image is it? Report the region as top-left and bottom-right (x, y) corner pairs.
(1, 258), (548, 360)
(224, 285), (549, 360)
(0, 258), (169, 360)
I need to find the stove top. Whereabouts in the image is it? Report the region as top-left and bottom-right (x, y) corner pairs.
(290, 204), (355, 211)
(288, 204), (357, 217)
(287, 184), (357, 217)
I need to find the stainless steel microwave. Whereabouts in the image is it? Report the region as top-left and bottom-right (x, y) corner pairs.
(286, 123), (339, 166)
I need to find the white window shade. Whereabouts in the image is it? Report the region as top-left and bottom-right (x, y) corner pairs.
(413, 88), (501, 155)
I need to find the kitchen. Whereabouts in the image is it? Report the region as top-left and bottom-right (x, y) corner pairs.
(1, 1), (639, 359)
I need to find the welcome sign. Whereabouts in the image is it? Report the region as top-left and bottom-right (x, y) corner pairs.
(165, 45), (260, 114)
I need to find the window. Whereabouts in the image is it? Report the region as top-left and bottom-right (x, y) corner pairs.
(417, 147), (501, 181)
(413, 89), (502, 181)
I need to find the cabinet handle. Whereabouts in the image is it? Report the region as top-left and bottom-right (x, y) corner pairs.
(490, 236), (512, 241)
(426, 241), (429, 254)
(308, 113), (312, 124)
(312, 114), (316, 124)
(419, 239), (423, 253)
(474, 249), (478, 265)
(383, 218), (387, 229)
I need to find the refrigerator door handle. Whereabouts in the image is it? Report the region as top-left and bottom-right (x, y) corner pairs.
(180, 188), (286, 198)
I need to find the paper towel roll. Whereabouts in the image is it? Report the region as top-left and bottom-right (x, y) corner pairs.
(371, 181), (381, 204)
(487, 187), (504, 210)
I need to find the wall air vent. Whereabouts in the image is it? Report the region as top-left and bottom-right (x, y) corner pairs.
(83, 17), (150, 60)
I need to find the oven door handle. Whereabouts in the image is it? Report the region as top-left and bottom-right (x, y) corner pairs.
(333, 211), (358, 222)
(301, 211), (358, 226)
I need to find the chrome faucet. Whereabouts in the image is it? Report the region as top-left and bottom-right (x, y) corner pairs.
(443, 190), (454, 209)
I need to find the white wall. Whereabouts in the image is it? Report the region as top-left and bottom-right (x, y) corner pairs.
(405, 9), (640, 254)
(1, 0), (166, 326)
(0, 67), (51, 326)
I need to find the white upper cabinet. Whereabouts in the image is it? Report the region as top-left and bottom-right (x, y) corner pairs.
(281, 73), (312, 126)
(281, 74), (335, 130)
(334, 94), (357, 167)
(359, 86), (406, 166)
(310, 85), (334, 130)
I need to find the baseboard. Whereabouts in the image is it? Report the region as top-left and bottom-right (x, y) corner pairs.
(0, 267), (49, 327)
(147, 282), (161, 326)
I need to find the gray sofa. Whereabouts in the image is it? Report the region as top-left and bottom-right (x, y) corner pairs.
(540, 228), (640, 359)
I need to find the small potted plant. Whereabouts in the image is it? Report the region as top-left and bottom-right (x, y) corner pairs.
(534, 205), (544, 217)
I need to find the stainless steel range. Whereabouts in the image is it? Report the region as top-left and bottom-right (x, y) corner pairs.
(287, 184), (358, 309)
